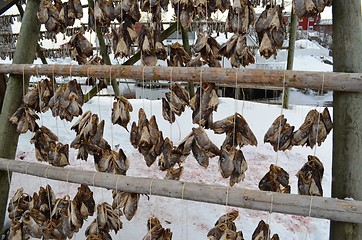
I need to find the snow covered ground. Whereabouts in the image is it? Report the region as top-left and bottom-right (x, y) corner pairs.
(2, 39), (335, 239)
(8, 96), (332, 240)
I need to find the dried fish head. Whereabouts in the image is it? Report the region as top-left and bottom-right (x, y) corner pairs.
(321, 107), (333, 134)
(212, 115), (235, 134)
(165, 166), (184, 180)
(215, 210), (239, 225)
(252, 220), (270, 240)
(230, 149), (248, 187)
(219, 145), (236, 178)
(124, 193), (139, 220)
(191, 140), (209, 168)
(162, 98), (176, 123)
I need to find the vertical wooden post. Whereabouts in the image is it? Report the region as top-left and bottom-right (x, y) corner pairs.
(330, 0), (362, 239)
(181, 27), (195, 98)
(283, 7), (298, 109)
(0, 0), (41, 231)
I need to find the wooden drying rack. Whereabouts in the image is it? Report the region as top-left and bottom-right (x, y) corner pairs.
(0, 64), (361, 92)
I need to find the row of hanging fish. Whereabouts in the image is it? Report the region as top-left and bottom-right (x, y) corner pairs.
(9, 107), (39, 134)
(259, 155), (324, 195)
(88, 0), (141, 30)
(167, 42), (191, 67)
(37, 0), (83, 34)
(111, 95), (134, 130)
(112, 20), (138, 59)
(130, 108), (182, 180)
(31, 126), (70, 167)
(252, 220), (279, 240)
(85, 202), (123, 239)
(69, 32), (93, 64)
(193, 31), (222, 67)
(226, 0), (256, 34)
(162, 83), (190, 123)
(264, 107), (333, 151)
(138, 25), (167, 66)
(49, 79), (84, 121)
(294, 0), (332, 18)
(7, 184), (95, 240)
(23, 78), (55, 113)
(255, 4), (285, 59)
(190, 83), (219, 128)
(212, 112), (258, 148)
(297, 155), (324, 196)
(142, 217), (173, 240)
(207, 210), (244, 240)
(219, 34), (255, 67)
(259, 164), (291, 193)
(70, 111), (111, 161)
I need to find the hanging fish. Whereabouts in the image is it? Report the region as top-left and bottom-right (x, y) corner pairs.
(296, 155), (324, 196)
(259, 164), (291, 193)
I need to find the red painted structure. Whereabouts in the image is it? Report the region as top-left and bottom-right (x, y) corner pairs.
(298, 14), (321, 30)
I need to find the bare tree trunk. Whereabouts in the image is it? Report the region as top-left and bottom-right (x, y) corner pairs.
(0, 0), (41, 231)
(284, 7), (298, 109)
(330, 0), (362, 239)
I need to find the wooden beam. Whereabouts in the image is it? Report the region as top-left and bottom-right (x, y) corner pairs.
(0, 64), (361, 92)
(331, 0), (362, 238)
(1, 158), (362, 224)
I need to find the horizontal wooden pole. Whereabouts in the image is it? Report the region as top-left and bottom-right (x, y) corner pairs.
(1, 158), (362, 223)
(0, 64), (361, 92)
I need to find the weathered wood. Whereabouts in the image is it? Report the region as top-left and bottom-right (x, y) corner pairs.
(0, 73), (6, 113)
(1, 158), (362, 224)
(0, 64), (361, 92)
(331, 0), (362, 239)
(0, 0), (41, 231)
(283, 6), (298, 109)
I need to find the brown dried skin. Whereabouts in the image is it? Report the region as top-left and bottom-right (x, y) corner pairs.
(10, 107), (40, 134)
(192, 140), (209, 168)
(321, 107), (333, 134)
(23, 78), (55, 112)
(70, 111), (111, 161)
(111, 95), (133, 131)
(230, 149), (248, 187)
(219, 145), (236, 178)
(208, 223), (228, 240)
(165, 166), (184, 180)
(69, 32), (93, 64)
(168, 42), (191, 67)
(191, 83), (219, 128)
(49, 80), (84, 121)
(162, 97), (176, 123)
(193, 127), (221, 157)
(265, 115), (294, 151)
(259, 164), (291, 193)
(292, 109), (319, 147)
(252, 220), (270, 240)
(226, 1), (255, 34)
(215, 210), (239, 226)
(94, 149), (129, 175)
(176, 131), (194, 155)
(256, 5), (285, 59)
(193, 32), (221, 67)
(297, 155), (324, 196)
(114, 21), (138, 59)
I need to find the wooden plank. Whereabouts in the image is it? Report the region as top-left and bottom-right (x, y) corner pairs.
(0, 64), (361, 92)
(1, 158), (362, 224)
